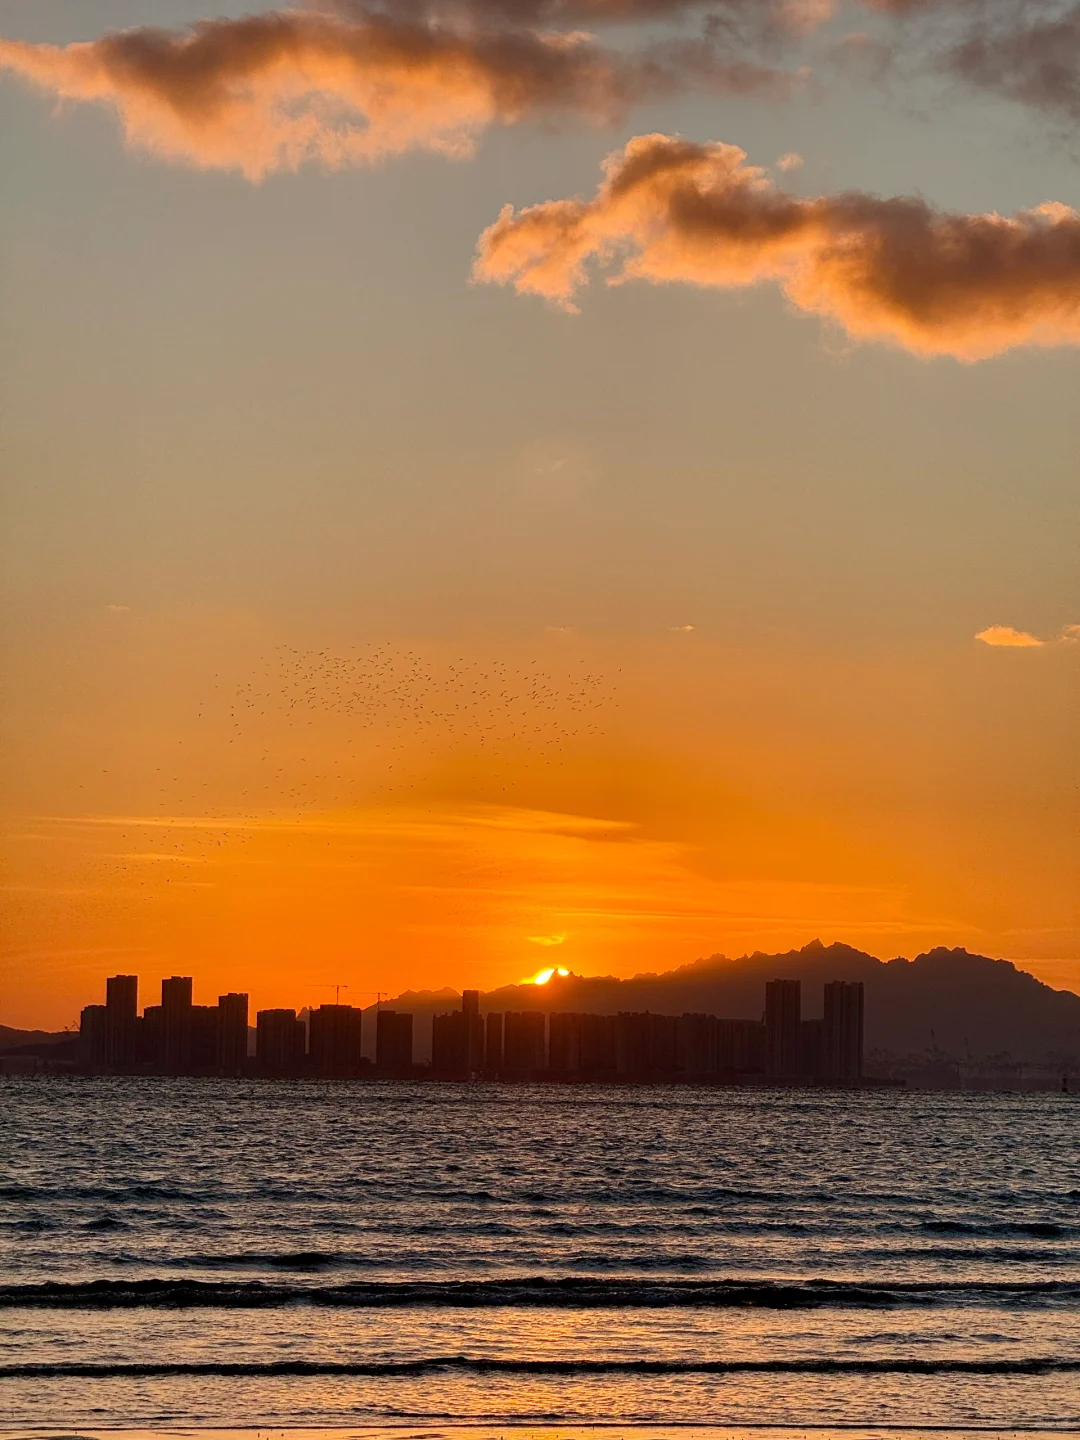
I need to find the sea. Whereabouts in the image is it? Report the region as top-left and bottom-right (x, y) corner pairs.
(0, 1077), (1077, 1437)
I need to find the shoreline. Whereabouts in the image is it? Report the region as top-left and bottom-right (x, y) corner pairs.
(4, 1427), (1079, 1438)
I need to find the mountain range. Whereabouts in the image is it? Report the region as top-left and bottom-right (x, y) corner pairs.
(3, 943), (1077, 1070)
(380, 942), (1080, 1068)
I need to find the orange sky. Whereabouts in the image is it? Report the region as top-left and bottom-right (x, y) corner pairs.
(3, 606), (1077, 1029)
(2, 2), (1078, 1030)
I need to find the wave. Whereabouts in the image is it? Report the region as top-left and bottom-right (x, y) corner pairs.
(3, 1276), (1078, 1310)
(2, 1356), (1076, 1379)
(919, 1220), (1070, 1238)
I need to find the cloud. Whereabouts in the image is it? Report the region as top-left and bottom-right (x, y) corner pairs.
(944, 6), (1080, 122)
(0, 12), (798, 179)
(975, 625), (1046, 648)
(1062, 623), (1080, 640)
(528, 932), (567, 944)
(775, 150), (803, 171)
(334, 0), (827, 38)
(669, 623), (696, 631)
(473, 132), (1080, 360)
(104, 603), (131, 613)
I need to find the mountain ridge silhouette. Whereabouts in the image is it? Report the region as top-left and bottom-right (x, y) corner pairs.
(5, 946), (1076, 1066)
(376, 943), (1079, 1064)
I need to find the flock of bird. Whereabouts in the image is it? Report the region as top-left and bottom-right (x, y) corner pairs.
(88, 643), (618, 889)
(232, 644), (616, 751)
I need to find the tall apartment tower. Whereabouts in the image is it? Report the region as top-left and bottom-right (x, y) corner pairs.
(765, 979), (801, 1078)
(79, 1004), (108, 1067)
(161, 976), (194, 1073)
(104, 974), (139, 1068)
(503, 1012), (546, 1076)
(106, 974), (138, 1017)
(463, 991), (485, 1072)
(309, 1003), (364, 1077)
(376, 1010), (413, 1072)
(824, 980), (864, 1083)
(256, 1008), (306, 1075)
(216, 993), (249, 1074)
(548, 1012), (583, 1076)
(484, 1012), (504, 1074)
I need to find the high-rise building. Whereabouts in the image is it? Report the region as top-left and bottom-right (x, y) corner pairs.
(579, 1013), (617, 1076)
(503, 1012), (546, 1076)
(548, 1012), (583, 1076)
(799, 1018), (825, 1080)
(824, 980), (864, 1083)
(79, 1004), (108, 1067)
(104, 974), (139, 1068)
(376, 1010), (413, 1072)
(217, 993), (249, 1074)
(309, 1004), (364, 1077)
(432, 1011), (466, 1074)
(161, 976), (194, 1073)
(433, 993), (484, 1076)
(677, 1013), (718, 1077)
(765, 979), (801, 1078)
(140, 1004), (163, 1067)
(256, 1008), (306, 1075)
(616, 1012), (678, 1079)
(105, 974), (138, 1017)
(717, 1019), (765, 1074)
(190, 1005), (218, 1071)
(484, 1011), (504, 1074)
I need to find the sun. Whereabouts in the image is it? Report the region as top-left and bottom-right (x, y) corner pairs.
(531, 966), (570, 985)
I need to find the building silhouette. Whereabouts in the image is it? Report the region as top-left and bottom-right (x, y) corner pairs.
(579, 1013), (617, 1075)
(799, 1018), (824, 1080)
(616, 1012), (678, 1080)
(376, 1009), (413, 1073)
(765, 979), (802, 1078)
(308, 1003), (364, 1077)
(78, 1004), (107, 1067)
(824, 980), (864, 1082)
(717, 1018), (765, 1074)
(484, 1011), (504, 1074)
(103, 975), (139, 1069)
(217, 993), (249, 1075)
(74, 970), (865, 1086)
(161, 976), (194, 1073)
(548, 1012), (583, 1075)
(677, 1013), (717, 1078)
(256, 1008), (306, 1075)
(432, 992), (484, 1077)
(503, 1011), (546, 1076)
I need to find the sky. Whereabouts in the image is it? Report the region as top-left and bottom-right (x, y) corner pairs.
(1, 0), (1078, 1030)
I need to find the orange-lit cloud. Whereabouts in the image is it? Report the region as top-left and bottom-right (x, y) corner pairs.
(0, 12), (796, 179)
(474, 132), (1080, 360)
(975, 625), (1045, 648)
(976, 623), (1080, 647)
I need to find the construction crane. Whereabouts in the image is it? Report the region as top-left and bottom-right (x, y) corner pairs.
(312, 985), (388, 1010)
(313, 983), (350, 1006)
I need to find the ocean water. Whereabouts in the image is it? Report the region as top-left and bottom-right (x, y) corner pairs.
(0, 1077), (1077, 1431)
